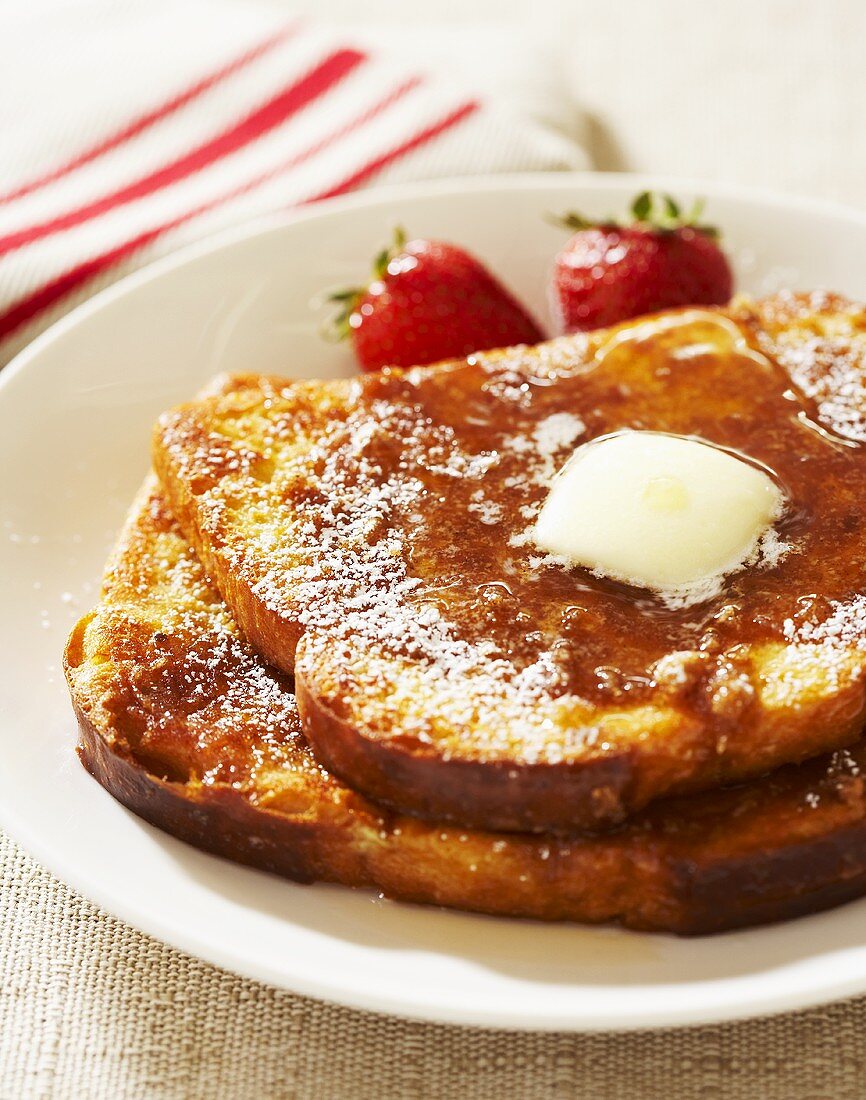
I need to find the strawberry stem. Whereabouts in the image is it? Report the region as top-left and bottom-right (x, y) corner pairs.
(552, 191), (719, 238)
(322, 225), (412, 342)
(321, 288), (361, 342)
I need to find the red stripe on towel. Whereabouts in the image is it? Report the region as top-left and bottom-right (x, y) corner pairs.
(307, 100), (479, 202)
(0, 48), (366, 256)
(0, 77), (425, 342)
(0, 24), (299, 206)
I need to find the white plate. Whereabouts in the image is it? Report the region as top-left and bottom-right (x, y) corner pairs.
(4, 173), (866, 1032)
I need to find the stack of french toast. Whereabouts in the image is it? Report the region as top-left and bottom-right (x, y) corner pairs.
(65, 291), (866, 934)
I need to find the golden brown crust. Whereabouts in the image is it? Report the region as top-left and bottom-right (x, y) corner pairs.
(64, 479), (866, 933)
(293, 664), (638, 831)
(153, 294), (866, 833)
(71, 689), (866, 934)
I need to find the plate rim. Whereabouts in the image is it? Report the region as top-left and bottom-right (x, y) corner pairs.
(5, 170), (866, 1030)
(5, 167), (866, 393)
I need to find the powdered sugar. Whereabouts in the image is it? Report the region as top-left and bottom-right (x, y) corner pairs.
(757, 295), (866, 444)
(467, 489), (504, 525)
(504, 411), (587, 554)
(504, 410), (586, 487)
(784, 594), (866, 651)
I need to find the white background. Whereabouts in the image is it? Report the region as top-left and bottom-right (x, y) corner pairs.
(250, 0), (866, 206)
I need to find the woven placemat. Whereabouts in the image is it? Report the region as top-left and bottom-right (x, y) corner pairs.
(2, 829), (864, 1099)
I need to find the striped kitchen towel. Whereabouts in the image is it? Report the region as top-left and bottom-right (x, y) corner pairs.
(0, 0), (588, 365)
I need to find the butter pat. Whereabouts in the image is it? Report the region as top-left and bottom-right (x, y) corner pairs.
(533, 431), (783, 595)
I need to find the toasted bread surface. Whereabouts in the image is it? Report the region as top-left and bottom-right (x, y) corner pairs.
(153, 293), (866, 833)
(65, 479), (866, 934)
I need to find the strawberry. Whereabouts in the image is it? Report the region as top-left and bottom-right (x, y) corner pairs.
(550, 191), (734, 333)
(327, 228), (544, 372)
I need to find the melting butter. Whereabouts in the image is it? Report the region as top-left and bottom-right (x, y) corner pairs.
(533, 430), (784, 598)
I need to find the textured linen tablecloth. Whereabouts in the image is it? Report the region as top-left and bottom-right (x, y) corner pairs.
(4, 827), (866, 1099)
(6, 0), (866, 1096)
(5, 827), (866, 1100)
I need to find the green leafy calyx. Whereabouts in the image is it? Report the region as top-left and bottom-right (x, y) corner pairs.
(553, 192), (719, 238)
(323, 226), (409, 342)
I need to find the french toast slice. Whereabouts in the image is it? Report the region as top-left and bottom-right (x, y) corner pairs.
(65, 478), (866, 934)
(153, 293), (866, 834)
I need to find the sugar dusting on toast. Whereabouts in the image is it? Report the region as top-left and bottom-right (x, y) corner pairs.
(784, 595), (866, 651)
(158, 364), (603, 756)
(757, 290), (866, 444)
(155, 294), (866, 772)
(112, 488), (322, 789)
(66, 473), (866, 931)
(245, 393), (578, 738)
